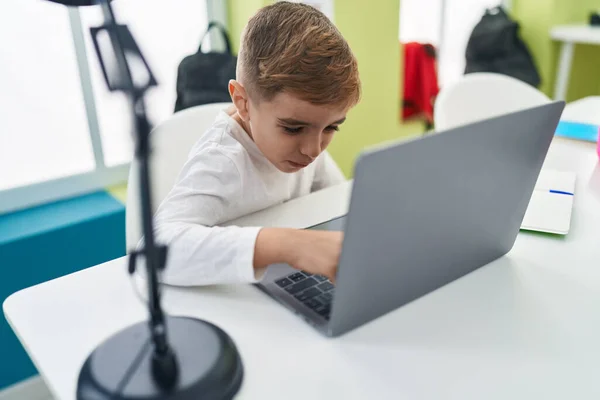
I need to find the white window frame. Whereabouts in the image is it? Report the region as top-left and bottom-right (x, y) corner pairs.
(0, 0), (228, 215)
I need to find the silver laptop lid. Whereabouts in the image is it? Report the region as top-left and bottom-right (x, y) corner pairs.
(328, 101), (565, 337)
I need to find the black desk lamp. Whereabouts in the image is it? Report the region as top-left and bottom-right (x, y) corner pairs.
(44, 1), (244, 398)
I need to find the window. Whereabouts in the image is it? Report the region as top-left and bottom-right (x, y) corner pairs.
(79, 0), (210, 167)
(0, 1), (94, 191)
(0, 0), (225, 214)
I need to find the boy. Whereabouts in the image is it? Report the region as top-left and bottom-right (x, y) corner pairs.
(153, 1), (361, 286)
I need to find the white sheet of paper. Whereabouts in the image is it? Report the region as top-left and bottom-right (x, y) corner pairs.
(521, 170), (576, 235)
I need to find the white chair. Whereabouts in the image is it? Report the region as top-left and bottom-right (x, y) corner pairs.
(126, 103), (232, 250)
(434, 72), (550, 131)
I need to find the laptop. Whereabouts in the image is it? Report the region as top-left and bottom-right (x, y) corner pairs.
(256, 101), (565, 337)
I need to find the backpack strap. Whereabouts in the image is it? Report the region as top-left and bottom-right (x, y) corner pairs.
(198, 21), (233, 55)
(485, 6), (509, 19)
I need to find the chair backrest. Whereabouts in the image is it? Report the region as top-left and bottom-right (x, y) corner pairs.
(434, 73), (550, 131)
(126, 103), (231, 250)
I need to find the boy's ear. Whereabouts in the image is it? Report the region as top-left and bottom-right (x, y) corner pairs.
(229, 80), (250, 122)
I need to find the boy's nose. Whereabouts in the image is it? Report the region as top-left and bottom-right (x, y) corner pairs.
(300, 137), (321, 159)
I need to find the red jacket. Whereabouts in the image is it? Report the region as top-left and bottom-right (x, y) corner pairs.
(402, 42), (439, 124)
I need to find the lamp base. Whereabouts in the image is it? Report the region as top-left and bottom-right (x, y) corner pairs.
(77, 316), (243, 400)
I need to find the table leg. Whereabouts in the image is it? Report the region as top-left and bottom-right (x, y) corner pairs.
(553, 41), (575, 101)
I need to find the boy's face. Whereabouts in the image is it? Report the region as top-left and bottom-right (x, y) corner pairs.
(232, 84), (349, 173)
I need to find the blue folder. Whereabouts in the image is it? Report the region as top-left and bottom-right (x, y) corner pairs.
(555, 121), (599, 142)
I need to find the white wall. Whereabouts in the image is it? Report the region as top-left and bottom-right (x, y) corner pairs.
(399, 0), (503, 87)
(439, 0), (502, 86)
(400, 0), (443, 46)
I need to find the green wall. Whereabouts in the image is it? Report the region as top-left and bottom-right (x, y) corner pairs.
(330, 0), (417, 176)
(227, 0), (269, 54)
(512, 0), (600, 101)
(226, 0), (423, 177)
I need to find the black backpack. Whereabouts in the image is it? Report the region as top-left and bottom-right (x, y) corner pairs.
(465, 7), (541, 87)
(174, 22), (236, 113)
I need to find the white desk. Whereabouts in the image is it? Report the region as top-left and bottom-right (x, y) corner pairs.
(4, 138), (600, 400)
(550, 25), (600, 101)
(561, 96), (600, 126)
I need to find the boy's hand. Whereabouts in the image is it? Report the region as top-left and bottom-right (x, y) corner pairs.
(254, 228), (343, 282)
(284, 230), (343, 282)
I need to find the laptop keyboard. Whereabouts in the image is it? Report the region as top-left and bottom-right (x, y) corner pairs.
(275, 271), (335, 320)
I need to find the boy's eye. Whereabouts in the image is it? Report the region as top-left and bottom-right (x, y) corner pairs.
(324, 125), (340, 133)
(283, 126), (303, 134)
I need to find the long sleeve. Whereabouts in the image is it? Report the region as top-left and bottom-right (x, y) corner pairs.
(146, 146), (262, 286)
(311, 151), (346, 192)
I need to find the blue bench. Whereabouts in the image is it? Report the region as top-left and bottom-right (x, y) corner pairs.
(0, 191), (126, 390)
